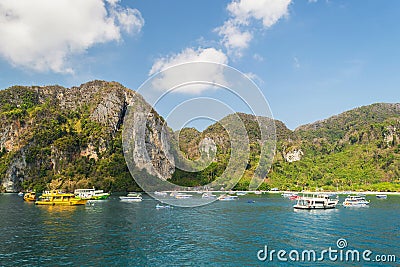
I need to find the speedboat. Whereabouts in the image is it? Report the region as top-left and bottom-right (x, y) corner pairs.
(74, 188), (110, 200)
(342, 195), (370, 207)
(201, 192), (216, 199)
(281, 192), (293, 198)
(236, 192), (247, 196)
(282, 192), (299, 200)
(35, 190), (88, 206)
(293, 193), (339, 210)
(154, 191), (168, 196)
(119, 192), (142, 202)
(156, 204), (171, 209)
(217, 194), (238, 201)
(174, 193), (193, 199)
(23, 192), (36, 202)
(376, 194), (387, 199)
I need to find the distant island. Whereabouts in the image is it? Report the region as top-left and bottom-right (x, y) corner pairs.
(1, 81), (399, 193)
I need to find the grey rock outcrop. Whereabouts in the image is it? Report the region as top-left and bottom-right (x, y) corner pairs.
(0, 81), (174, 192)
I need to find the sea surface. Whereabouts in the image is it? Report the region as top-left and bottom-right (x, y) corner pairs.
(0, 193), (399, 266)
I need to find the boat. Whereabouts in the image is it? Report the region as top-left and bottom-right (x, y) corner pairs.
(174, 193), (193, 199)
(74, 188), (110, 200)
(119, 192), (142, 202)
(282, 192), (299, 199)
(293, 193), (339, 210)
(35, 190), (88, 206)
(23, 192), (36, 202)
(236, 192), (247, 196)
(342, 195), (370, 207)
(154, 191), (168, 196)
(281, 192), (293, 198)
(156, 204), (171, 209)
(18, 192), (24, 197)
(201, 192), (216, 199)
(217, 194), (238, 201)
(254, 191), (262, 195)
(376, 194), (387, 199)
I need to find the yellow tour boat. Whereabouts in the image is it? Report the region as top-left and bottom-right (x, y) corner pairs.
(35, 190), (88, 206)
(23, 192), (36, 202)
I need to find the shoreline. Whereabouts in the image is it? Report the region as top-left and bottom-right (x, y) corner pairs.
(269, 190), (400, 195)
(4, 190), (400, 195)
(151, 190), (400, 195)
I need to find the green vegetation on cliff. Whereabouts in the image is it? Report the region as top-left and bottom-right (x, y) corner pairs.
(172, 104), (400, 192)
(0, 81), (139, 193)
(0, 81), (399, 193)
(269, 104), (400, 191)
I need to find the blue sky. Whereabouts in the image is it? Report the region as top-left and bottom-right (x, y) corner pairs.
(0, 0), (399, 130)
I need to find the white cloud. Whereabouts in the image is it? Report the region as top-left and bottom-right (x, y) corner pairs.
(216, 0), (292, 57)
(245, 72), (264, 85)
(253, 53), (264, 62)
(0, 0), (144, 73)
(149, 47), (229, 94)
(111, 5), (144, 34)
(293, 57), (300, 68)
(215, 20), (252, 58)
(149, 47), (228, 75)
(147, 0), (292, 94)
(227, 0), (291, 27)
(105, 0), (119, 6)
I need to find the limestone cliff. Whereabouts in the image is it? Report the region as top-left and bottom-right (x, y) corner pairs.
(0, 81), (173, 192)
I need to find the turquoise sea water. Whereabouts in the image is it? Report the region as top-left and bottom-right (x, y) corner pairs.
(0, 193), (399, 266)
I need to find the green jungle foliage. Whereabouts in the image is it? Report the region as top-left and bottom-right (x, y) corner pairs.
(0, 85), (139, 193)
(1, 83), (399, 193)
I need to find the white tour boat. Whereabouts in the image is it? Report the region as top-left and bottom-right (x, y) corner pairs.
(119, 192), (142, 202)
(202, 192), (216, 199)
(154, 191), (168, 196)
(342, 195), (370, 207)
(293, 193), (339, 210)
(217, 194), (238, 201)
(74, 188), (110, 200)
(174, 193), (193, 199)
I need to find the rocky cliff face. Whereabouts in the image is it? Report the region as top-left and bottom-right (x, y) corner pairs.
(0, 81), (173, 192)
(1, 81), (399, 192)
(283, 148), (303, 163)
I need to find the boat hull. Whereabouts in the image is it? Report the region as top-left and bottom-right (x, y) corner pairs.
(35, 199), (87, 206)
(119, 197), (142, 202)
(343, 203), (369, 207)
(90, 193), (110, 200)
(294, 205), (336, 210)
(217, 195), (238, 201)
(35, 190), (88, 206)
